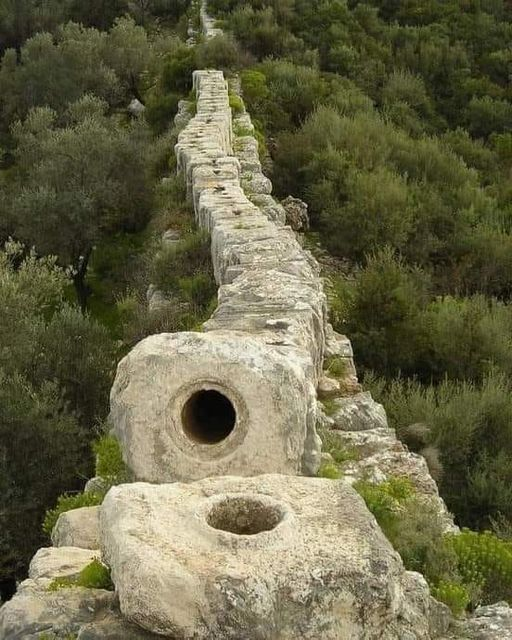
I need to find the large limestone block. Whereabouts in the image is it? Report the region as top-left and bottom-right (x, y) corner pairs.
(331, 391), (388, 431)
(77, 612), (161, 639)
(29, 547), (99, 580)
(100, 475), (436, 639)
(454, 603), (512, 639)
(111, 332), (319, 482)
(0, 578), (114, 639)
(52, 506), (100, 550)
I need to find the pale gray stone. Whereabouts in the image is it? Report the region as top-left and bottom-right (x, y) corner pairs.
(0, 579), (114, 639)
(127, 99), (145, 117)
(162, 228), (181, 246)
(100, 475), (435, 639)
(318, 375), (341, 397)
(331, 391), (388, 431)
(52, 506), (100, 550)
(443, 603), (512, 639)
(77, 611), (160, 639)
(111, 331), (319, 482)
(85, 476), (108, 494)
(282, 195), (310, 232)
(29, 547), (99, 581)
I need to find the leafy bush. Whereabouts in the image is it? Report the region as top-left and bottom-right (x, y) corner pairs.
(196, 34), (244, 71)
(356, 477), (460, 584)
(145, 91), (180, 134)
(431, 581), (471, 617)
(150, 231), (214, 300)
(317, 462), (342, 480)
(324, 355), (347, 380)
(43, 492), (103, 537)
(355, 476), (415, 533)
(338, 248), (430, 378)
(93, 434), (129, 485)
(367, 372), (512, 529)
(319, 428), (358, 468)
(447, 530), (512, 606)
(229, 93), (244, 115)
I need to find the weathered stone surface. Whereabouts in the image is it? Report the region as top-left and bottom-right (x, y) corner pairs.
(326, 393), (457, 531)
(400, 571), (451, 639)
(174, 99), (194, 130)
(447, 603), (512, 639)
(330, 426), (398, 458)
(331, 391), (388, 431)
(29, 547), (99, 580)
(85, 476), (109, 494)
(318, 374), (341, 397)
(112, 68), (332, 481)
(111, 332), (319, 482)
(100, 475), (440, 639)
(77, 610), (161, 639)
(127, 99), (145, 117)
(248, 193), (286, 225)
(282, 195), (310, 232)
(200, 0), (223, 38)
(0, 579), (114, 639)
(52, 506), (100, 550)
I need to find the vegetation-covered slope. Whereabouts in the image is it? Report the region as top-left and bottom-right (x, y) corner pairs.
(206, 0), (512, 535)
(1, 0), (512, 616)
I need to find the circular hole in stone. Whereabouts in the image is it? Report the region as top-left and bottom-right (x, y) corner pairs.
(207, 497), (284, 535)
(181, 390), (236, 444)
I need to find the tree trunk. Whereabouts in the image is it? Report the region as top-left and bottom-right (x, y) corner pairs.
(73, 248), (92, 313)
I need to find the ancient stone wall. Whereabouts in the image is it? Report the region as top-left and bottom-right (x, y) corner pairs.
(110, 64), (335, 481)
(5, 4), (508, 639)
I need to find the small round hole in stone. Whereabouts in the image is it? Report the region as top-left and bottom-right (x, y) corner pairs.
(182, 390), (236, 444)
(207, 497), (284, 535)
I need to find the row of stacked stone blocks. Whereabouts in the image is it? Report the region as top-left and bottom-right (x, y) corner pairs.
(0, 65), (453, 640)
(110, 70), (329, 482)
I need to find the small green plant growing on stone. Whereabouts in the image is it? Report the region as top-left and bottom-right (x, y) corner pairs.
(324, 355), (347, 380)
(229, 93), (244, 115)
(320, 428), (358, 467)
(233, 124), (253, 137)
(320, 398), (339, 417)
(49, 559), (113, 592)
(431, 581), (470, 617)
(94, 434), (129, 485)
(317, 461), (343, 480)
(355, 476), (415, 536)
(43, 492), (103, 536)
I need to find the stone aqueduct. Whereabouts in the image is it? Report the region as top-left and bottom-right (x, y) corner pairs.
(3, 3), (504, 639)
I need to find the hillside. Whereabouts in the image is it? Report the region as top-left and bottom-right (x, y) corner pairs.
(0, 1), (512, 638)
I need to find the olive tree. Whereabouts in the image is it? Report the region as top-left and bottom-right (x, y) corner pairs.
(7, 95), (152, 309)
(0, 241), (114, 596)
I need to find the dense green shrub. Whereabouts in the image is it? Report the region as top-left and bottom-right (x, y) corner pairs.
(317, 462), (342, 480)
(43, 492), (103, 537)
(150, 231), (214, 300)
(145, 91), (181, 134)
(355, 476), (415, 534)
(196, 33), (244, 71)
(366, 372), (512, 529)
(93, 434), (129, 485)
(0, 242), (115, 588)
(447, 530), (512, 606)
(338, 248), (430, 377)
(431, 581), (471, 617)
